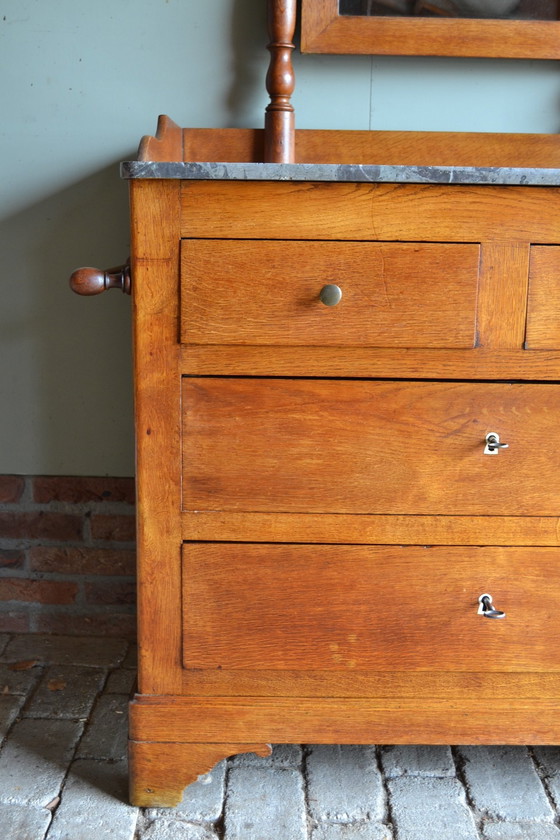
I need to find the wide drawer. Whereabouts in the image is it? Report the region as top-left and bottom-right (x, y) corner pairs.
(182, 378), (560, 516)
(180, 240), (480, 348)
(182, 543), (560, 672)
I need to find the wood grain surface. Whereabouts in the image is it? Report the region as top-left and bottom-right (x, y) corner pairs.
(181, 543), (560, 672)
(130, 694), (560, 745)
(301, 0), (560, 59)
(181, 346), (560, 380)
(527, 246), (560, 349)
(181, 182), (560, 243)
(130, 180), (184, 696)
(182, 378), (560, 516)
(179, 127), (560, 167)
(181, 511), (560, 546)
(129, 741), (271, 807)
(181, 240), (479, 348)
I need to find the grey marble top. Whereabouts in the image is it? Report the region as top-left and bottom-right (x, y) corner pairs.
(120, 159), (560, 186)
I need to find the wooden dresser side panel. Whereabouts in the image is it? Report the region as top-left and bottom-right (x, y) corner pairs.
(131, 179), (183, 695)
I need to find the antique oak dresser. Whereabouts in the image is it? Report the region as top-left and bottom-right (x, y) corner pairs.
(71, 0), (560, 807)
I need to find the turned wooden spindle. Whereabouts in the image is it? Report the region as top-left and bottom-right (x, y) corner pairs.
(265, 0), (296, 164)
(69, 262), (132, 296)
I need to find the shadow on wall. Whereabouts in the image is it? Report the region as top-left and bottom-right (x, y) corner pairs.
(227, 0), (269, 126)
(0, 164), (135, 476)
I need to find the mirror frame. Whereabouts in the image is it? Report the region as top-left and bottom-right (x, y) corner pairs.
(301, 0), (560, 58)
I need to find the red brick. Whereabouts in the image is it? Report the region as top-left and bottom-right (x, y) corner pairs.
(33, 476), (135, 504)
(0, 511), (83, 541)
(0, 609), (31, 633)
(0, 475), (25, 503)
(90, 514), (136, 543)
(84, 581), (136, 606)
(29, 546), (136, 576)
(35, 611), (137, 639)
(0, 549), (25, 569)
(0, 578), (78, 605)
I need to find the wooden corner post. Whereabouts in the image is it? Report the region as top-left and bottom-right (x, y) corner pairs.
(265, 0), (297, 163)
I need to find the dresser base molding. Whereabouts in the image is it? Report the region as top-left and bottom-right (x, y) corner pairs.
(129, 692), (560, 803)
(130, 694), (560, 749)
(128, 739), (272, 807)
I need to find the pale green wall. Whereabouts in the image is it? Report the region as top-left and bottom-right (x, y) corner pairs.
(1, 0), (559, 476)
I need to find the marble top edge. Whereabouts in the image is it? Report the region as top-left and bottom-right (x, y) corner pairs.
(120, 159), (560, 186)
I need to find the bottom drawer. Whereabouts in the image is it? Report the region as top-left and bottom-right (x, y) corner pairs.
(182, 543), (560, 673)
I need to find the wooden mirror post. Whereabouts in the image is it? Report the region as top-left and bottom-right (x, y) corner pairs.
(265, 0), (297, 163)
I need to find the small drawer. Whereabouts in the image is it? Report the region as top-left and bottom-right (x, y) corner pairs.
(182, 543), (560, 672)
(526, 246), (560, 349)
(182, 377), (560, 517)
(180, 239), (480, 349)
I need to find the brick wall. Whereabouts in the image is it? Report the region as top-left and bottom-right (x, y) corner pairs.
(0, 476), (136, 638)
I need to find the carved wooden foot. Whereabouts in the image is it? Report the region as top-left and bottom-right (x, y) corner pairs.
(129, 740), (272, 807)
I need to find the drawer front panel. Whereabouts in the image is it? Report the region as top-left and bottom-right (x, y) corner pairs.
(182, 378), (560, 516)
(182, 544), (560, 672)
(180, 240), (479, 349)
(181, 181), (560, 242)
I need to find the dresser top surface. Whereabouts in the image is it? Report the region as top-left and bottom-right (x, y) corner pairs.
(121, 159), (560, 186)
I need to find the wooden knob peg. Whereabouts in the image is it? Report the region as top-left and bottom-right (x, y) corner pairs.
(70, 262), (132, 296)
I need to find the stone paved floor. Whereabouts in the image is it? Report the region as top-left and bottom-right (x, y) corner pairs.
(2, 633), (560, 839)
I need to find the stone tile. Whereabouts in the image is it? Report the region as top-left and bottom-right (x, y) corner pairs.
(230, 744), (302, 769)
(388, 777), (478, 840)
(534, 746), (560, 808)
(146, 760), (226, 823)
(140, 820), (218, 840)
(0, 693), (24, 742)
(105, 667), (137, 695)
(381, 745), (455, 778)
(0, 660), (43, 695)
(34, 611), (137, 640)
(0, 717), (83, 805)
(224, 766), (307, 840)
(23, 664), (106, 719)
(121, 642), (138, 669)
(0, 803), (51, 840)
(458, 746), (553, 822)
(47, 759), (137, 840)
(2, 634), (128, 667)
(76, 694), (128, 760)
(311, 823), (392, 840)
(307, 745), (385, 823)
(0, 633), (10, 655)
(533, 747), (560, 778)
(483, 822), (560, 839)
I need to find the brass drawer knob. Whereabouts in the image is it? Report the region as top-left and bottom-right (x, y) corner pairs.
(484, 432), (509, 455)
(319, 284), (342, 307)
(478, 593), (506, 619)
